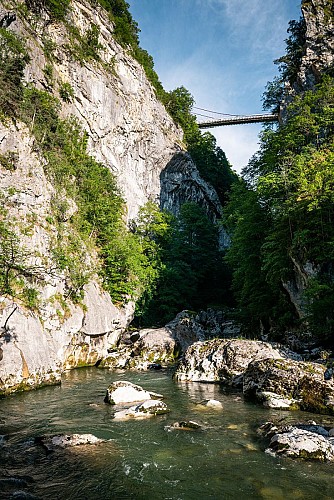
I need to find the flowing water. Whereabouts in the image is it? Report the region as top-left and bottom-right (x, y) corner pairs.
(1, 367), (334, 499)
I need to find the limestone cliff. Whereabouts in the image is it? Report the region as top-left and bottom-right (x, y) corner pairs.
(299, 0), (334, 89)
(0, 0), (224, 394)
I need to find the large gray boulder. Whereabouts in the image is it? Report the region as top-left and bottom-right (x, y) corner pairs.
(174, 338), (301, 385)
(99, 327), (178, 371)
(260, 421), (334, 461)
(243, 358), (334, 414)
(165, 309), (240, 353)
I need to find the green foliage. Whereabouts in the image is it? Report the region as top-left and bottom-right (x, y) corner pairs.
(59, 81), (75, 102)
(0, 28), (29, 119)
(0, 220), (46, 300)
(66, 23), (103, 63)
(25, 0), (71, 21)
(20, 86), (60, 148)
(43, 63), (54, 86)
(0, 152), (18, 171)
(262, 76), (285, 113)
(134, 202), (231, 326)
(226, 76), (334, 339)
(132, 46), (166, 101)
(15, 85), (161, 304)
(188, 132), (237, 205)
(42, 36), (58, 60)
(21, 287), (40, 310)
(165, 86), (198, 138)
(224, 181), (295, 333)
(97, 0), (139, 46)
(274, 18), (306, 85)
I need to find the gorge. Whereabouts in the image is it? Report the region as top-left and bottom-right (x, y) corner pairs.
(1, 0), (334, 498)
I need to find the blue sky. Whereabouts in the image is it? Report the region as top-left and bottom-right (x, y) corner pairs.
(127, 0), (302, 172)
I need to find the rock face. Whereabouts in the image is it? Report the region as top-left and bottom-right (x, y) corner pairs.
(243, 358), (334, 414)
(175, 337), (334, 415)
(299, 0), (334, 90)
(160, 153), (221, 219)
(165, 309), (240, 353)
(174, 338), (301, 385)
(0, 0), (225, 395)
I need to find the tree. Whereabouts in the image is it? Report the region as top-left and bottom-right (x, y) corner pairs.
(226, 76), (334, 340)
(274, 18), (306, 85)
(188, 132), (237, 205)
(135, 202), (229, 326)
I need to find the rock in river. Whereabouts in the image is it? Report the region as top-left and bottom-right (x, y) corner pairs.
(104, 380), (163, 405)
(113, 399), (169, 420)
(243, 358), (334, 414)
(260, 421), (334, 461)
(35, 433), (104, 452)
(174, 338), (301, 385)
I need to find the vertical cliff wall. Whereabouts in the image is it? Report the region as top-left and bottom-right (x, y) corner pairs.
(0, 0), (224, 394)
(299, 0), (334, 89)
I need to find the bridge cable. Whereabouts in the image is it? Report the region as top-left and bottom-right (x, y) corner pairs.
(192, 106), (243, 117)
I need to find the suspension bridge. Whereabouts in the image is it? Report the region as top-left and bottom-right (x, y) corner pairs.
(193, 107), (279, 128)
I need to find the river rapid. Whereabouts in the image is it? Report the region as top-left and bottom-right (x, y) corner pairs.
(1, 367), (334, 499)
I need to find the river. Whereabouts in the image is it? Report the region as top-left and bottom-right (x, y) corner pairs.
(1, 367), (334, 499)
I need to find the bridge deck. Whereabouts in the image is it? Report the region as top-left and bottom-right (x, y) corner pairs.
(198, 113), (279, 128)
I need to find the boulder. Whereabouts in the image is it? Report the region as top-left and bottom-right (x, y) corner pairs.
(35, 433), (104, 452)
(205, 399), (223, 409)
(113, 399), (169, 420)
(165, 421), (202, 431)
(165, 309), (240, 353)
(243, 358), (334, 414)
(104, 380), (163, 405)
(174, 338), (301, 385)
(100, 327), (178, 370)
(267, 426), (334, 461)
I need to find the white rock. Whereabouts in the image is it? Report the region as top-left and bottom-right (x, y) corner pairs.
(104, 380), (163, 405)
(206, 399), (223, 409)
(113, 399), (169, 420)
(37, 433), (104, 451)
(268, 428), (334, 461)
(260, 391), (298, 410)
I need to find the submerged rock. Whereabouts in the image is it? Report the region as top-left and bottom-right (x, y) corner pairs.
(243, 358), (334, 414)
(165, 421), (202, 431)
(35, 433), (104, 452)
(104, 380), (163, 405)
(174, 338), (300, 385)
(113, 399), (169, 420)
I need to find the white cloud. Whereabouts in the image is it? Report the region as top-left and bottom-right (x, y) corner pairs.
(193, 0), (292, 62)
